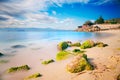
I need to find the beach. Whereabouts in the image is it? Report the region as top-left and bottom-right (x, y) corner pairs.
(0, 30), (120, 80)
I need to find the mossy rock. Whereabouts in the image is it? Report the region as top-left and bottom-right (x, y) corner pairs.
(0, 52), (4, 57)
(73, 49), (81, 53)
(57, 42), (68, 50)
(80, 40), (95, 49)
(69, 42), (81, 47)
(66, 54), (93, 73)
(24, 73), (42, 80)
(96, 42), (108, 47)
(0, 60), (8, 64)
(56, 51), (70, 60)
(7, 65), (30, 73)
(42, 59), (54, 65)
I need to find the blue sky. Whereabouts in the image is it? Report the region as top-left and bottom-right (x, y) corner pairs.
(0, 0), (120, 30)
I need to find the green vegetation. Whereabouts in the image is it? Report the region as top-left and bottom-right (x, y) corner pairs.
(0, 52), (4, 57)
(7, 65), (30, 73)
(73, 49), (81, 52)
(42, 59), (54, 65)
(95, 42), (108, 47)
(66, 54), (93, 73)
(57, 42), (68, 50)
(24, 73), (42, 80)
(69, 42), (81, 47)
(84, 20), (93, 26)
(0, 60), (8, 64)
(95, 16), (104, 24)
(56, 51), (70, 60)
(72, 49), (85, 55)
(80, 40), (95, 49)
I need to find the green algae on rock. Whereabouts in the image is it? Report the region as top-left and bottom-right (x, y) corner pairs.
(7, 65), (30, 73)
(42, 59), (54, 65)
(24, 73), (42, 80)
(66, 54), (93, 73)
(69, 42), (81, 47)
(56, 51), (70, 60)
(95, 42), (108, 47)
(80, 40), (95, 49)
(57, 42), (68, 50)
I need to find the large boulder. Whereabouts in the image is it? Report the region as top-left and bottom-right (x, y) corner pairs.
(80, 40), (95, 49)
(57, 42), (68, 50)
(66, 54), (93, 73)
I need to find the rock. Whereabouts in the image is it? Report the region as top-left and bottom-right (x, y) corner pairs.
(56, 51), (70, 60)
(7, 65), (30, 73)
(42, 59), (54, 65)
(24, 73), (42, 80)
(57, 42), (68, 50)
(69, 42), (81, 47)
(66, 54), (93, 73)
(80, 40), (95, 49)
(11, 45), (26, 49)
(96, 42), (108, 47)
(117, 74), (120, 80)
(0, 52), (4, 56)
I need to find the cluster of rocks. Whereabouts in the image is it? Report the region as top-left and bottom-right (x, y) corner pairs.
(76, 26), (101, 32)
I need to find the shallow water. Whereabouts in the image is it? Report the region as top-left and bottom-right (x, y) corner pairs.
(0, 31), (112, 44)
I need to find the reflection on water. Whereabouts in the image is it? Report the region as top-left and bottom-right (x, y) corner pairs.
(0, 31), (113, 44)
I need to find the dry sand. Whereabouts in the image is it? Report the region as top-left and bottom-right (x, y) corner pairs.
(0, 30), (120, 80)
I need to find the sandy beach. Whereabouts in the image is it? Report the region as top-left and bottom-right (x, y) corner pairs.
(0, 30), (120, 80)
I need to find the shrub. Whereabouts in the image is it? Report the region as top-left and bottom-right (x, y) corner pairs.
(0, 52), (3, 57)
(56, 51), (70, 60)
(80, 40), (95, 49)
(7, 65), (30, 73)
(69, 42), (81, 47)
(24, 73), (42, 80)
(42, 59), (54, 65)
(96, 42), (108, 47)
(57, 42), (68, 50)
(66, 54), (93, 73)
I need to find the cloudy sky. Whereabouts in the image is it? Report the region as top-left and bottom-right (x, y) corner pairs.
(0, 0), (120, 30)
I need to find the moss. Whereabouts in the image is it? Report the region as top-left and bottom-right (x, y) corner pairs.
(57, 42), (68, 50)
(80, 40), (95, 49)
(0, 52), (4, 57)
(96, 42), (108, 47)
(42, 59), (54, 65)
(72, 49), (85, 55)
(66, 54), (93, 73)
(7, 65), (30, 73)
(73, 49), (81, 52)
(24, 73), (42, 80)
(56, 51), (70, 60)
(69, 42), (81, 47)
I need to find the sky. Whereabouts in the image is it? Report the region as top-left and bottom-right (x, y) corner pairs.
(0, 0), (120, 30)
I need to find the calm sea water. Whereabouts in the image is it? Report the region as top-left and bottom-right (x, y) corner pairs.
(0, 31), (111, 44)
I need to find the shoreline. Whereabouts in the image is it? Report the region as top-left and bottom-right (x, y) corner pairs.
(0, 30), (120, 80)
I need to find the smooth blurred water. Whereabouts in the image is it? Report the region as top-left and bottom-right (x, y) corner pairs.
(0, 31), (111, 44)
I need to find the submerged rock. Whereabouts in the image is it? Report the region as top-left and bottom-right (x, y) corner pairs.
(66, 54), (93, 73)
(0, 52), (4, 56)
(80, 40), (95, 49)
(57, 42), (68, 50)
(11, 45), (26, 49)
